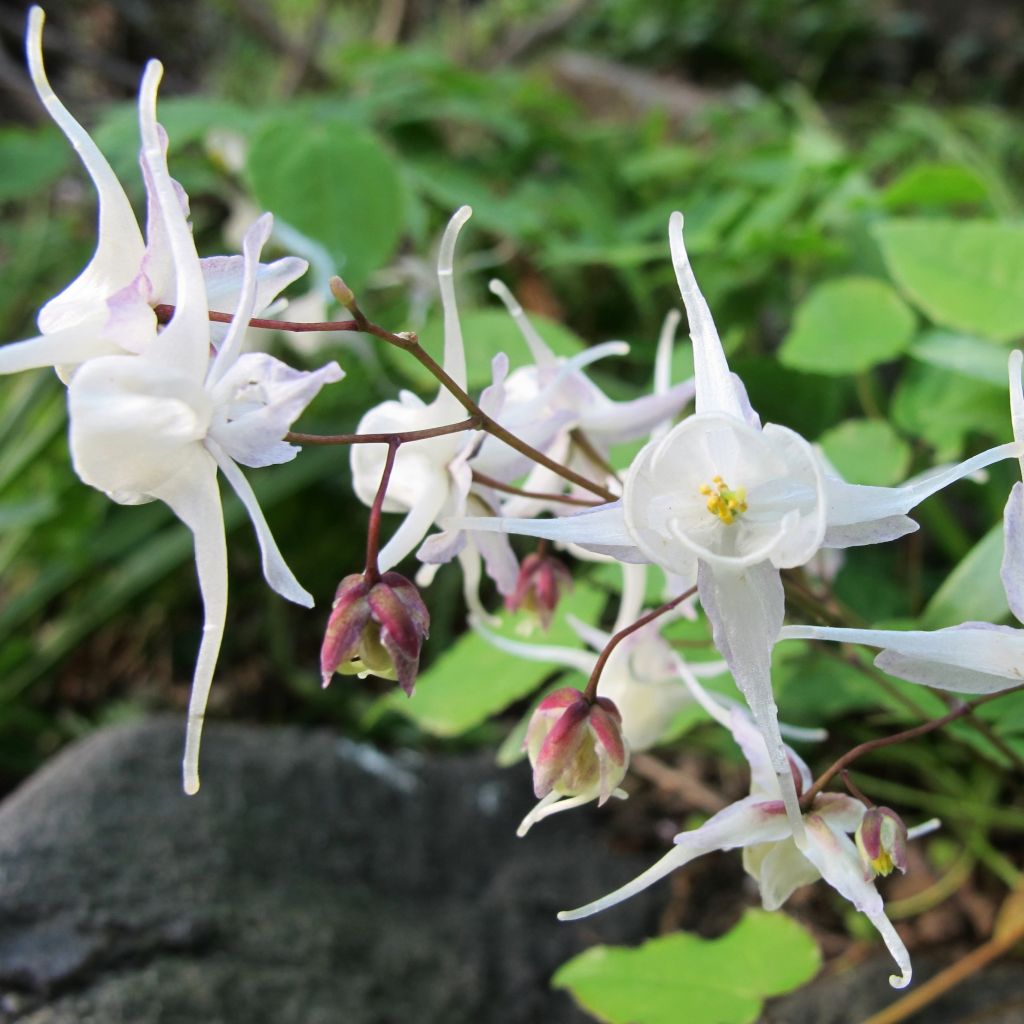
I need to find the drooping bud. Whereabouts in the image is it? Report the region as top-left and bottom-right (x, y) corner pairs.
(328, 275), (356, 310)
(525, 687), (628, 805)
(320, 570), (430, 696)
(505, 552), (573, 630)
(856, 807), (909, 878)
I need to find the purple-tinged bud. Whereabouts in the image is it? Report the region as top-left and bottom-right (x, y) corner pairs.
(856, 807), (909, 878)
(505, 552), (572, 630)
(320, 571), (430, 696)
(525, 687), (628, 805)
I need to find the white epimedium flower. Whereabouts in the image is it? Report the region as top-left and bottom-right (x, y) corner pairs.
(67, 61), (342, 795)
(0, 8), (306, 381)
(462, 212), (1024, 838)
(556, 679), (916, 991)
(485, 281), (695, 485)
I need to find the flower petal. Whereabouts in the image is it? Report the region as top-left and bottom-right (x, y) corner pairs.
(137, 60), (209, 380)
(0, 318), (121, 376)
(148, 447), (227, 797)
(558, 796), (790, 920)
(200, 254), (309, 317)
(1002, 481), (1024, 623)
(698, 562), (805, 839)
(745, 837), (821, 911)
(433, 206), (472, 416)
(803, 815), (911, 989)
(27, 8), (145, 334)
(488, 278), (558, 369)
(377, 478), (451, 572)
(780, 622), (1024, 694)
(207, 439), (313, 607)
(667, 211), (744, 420)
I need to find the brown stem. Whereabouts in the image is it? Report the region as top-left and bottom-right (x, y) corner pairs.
(583, 587), (697, 702)
(156, 299), (618, 501)
(840, 769), (872, 807)
(286, 417), (479, 446)
(800, 684), (1024, 810)
(153, 304), (359, 334)
(471, 470), (603, 509)
(364, 439), (400, 582)
(570, 428), (621, 484)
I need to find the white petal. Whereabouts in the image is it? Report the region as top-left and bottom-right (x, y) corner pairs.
(138, 61), (209, 380)
(27, 8), (145, 334)
(698, 562), (805, 839)
(148, 454), (228, 796)
(1002, 482), (1024, 623)
(200, 254), (309, 316)
(69, 354), (211, 499)
(0, 318), (122, 376)
(822, 516), (919, 549)
(803, 815), (911, 988)
(207, 440), (312, 607)
(208, 214), (274, 383)
(473, 621), (597, 675)
(434, 206), (472, 415)
(827, 442), (1022, 529)
(780, 622), (1024, 693)
(457, 501), (648, 563)
(558, 796), (789, 920)
(746, 838), (821, 911)
(581, 381), (696, 445)
(667, 211), (744, 420)
(613, 563), (649, 633)
(1010, 350), (1024, 456)
(488, 278), (558, 369)
(377, 480), (451, 572)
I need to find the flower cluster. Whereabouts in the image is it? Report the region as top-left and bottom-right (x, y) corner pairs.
(9, 5), (1024, 998)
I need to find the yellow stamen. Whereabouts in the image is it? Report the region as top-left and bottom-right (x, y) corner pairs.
(700, 476), (747, 525)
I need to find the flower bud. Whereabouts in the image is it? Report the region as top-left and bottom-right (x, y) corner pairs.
(505, 552), (572, 630)
(525, 687), (628, 805)
(320, 570), (429, 696)
(856, 807), (909, 878)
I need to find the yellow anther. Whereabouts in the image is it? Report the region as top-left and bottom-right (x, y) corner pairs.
(700, 476), (747, 525)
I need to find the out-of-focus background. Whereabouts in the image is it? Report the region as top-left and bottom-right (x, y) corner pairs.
(1, 0), (1024, 794)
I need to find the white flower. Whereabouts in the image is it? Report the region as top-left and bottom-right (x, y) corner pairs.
(461, 212), (1024, 837)
(0, 8), (305, 381)
(556, 685), (914, 990)
(66, 61), (342, 794)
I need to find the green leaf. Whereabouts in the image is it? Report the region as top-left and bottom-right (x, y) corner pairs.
(881, 162), (991, 211)
(874, 220), (1024, 342)
(246, 116), (403, 291)
(909, 330), (1011, 386)
(779, 276), (915, 375)
(818, 419), (911, 486)
(400, 307), (587, 392)
(0, 127), (71, 204)
(383, 582), (606, 737)
(920, 522), (1009, 629)
(553, 910), (820, 1024)
(892, 362), (1007, 460)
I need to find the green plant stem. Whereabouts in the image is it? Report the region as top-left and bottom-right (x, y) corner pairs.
(471, 470), (602, 508)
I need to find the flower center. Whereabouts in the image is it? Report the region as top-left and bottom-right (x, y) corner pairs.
(699, 475), (747, 525)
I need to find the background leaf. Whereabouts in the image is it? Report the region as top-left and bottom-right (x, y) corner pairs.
(818, 418), (911, 485)
(552, 910), (821, 1024)
(779, 277), (915, 375)
(875, 220), (1024, 342)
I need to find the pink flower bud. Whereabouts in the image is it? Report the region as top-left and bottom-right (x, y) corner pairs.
(856, 806), (909, 878)
(525, 687), (628, 805)
(505, 552), (572, 630)
(320, 570), (429, 696)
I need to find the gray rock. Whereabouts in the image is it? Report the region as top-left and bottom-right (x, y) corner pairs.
(0, 718), (660, 1024)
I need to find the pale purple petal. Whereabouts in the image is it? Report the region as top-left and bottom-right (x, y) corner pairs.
(488, 278), (558, 369)
(200, 254), (309, 317)
(822, 516), (919, 549)
(208, 353), (343, 468)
